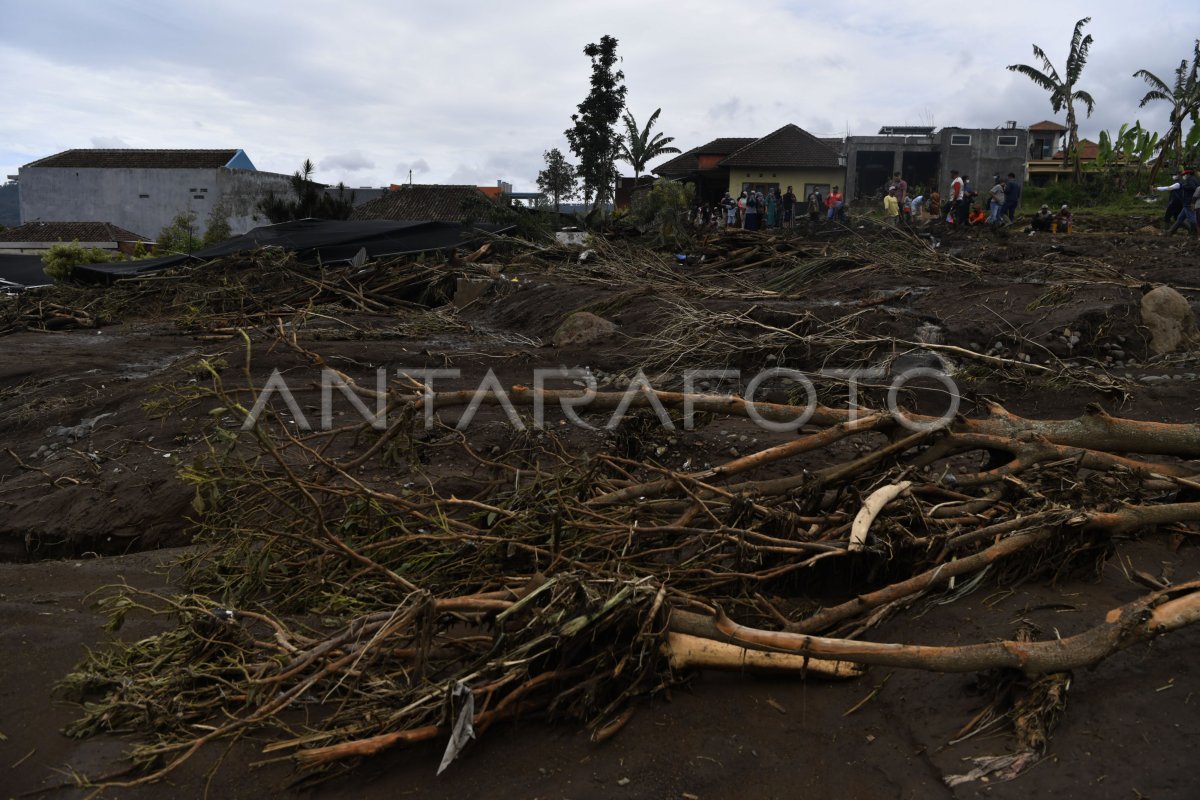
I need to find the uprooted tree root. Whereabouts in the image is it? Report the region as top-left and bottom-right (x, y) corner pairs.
(55, 329), (1200, 789)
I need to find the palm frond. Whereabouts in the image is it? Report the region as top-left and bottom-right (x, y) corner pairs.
(1008, 63), (1058, 93)
(1030, 45), (1061, 83)
(1073, 90), (1097, 117)
(1133, 68), (1172, 96)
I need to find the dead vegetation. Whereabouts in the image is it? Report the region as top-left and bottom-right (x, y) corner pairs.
(12, 223), (1200, 790)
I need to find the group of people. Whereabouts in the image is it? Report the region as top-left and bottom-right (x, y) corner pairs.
(944, 170), (1022, 227)
(1154, 168), (1200, 237)
(1029, 203), (1073, 233)
(699, 185), (851, 230)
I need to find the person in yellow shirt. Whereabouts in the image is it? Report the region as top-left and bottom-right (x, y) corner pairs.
(883, 192), (900, 225)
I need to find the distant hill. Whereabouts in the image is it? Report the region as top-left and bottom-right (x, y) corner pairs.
(0, 183), (19, 228)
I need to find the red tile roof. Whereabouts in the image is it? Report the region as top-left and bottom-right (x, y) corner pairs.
(1053, 139), (1100, 160)
(653, 138), (757, 175)
(351, 185), (495, 222)
(719, 124), (841, 169)
(1029, 120), (1068, 131)
(24, 149), (241, 169)
(0, 221), (150, 242)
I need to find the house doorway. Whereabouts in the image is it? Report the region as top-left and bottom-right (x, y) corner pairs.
(855, 151), (894, 199)
(900, 152), (940, 196)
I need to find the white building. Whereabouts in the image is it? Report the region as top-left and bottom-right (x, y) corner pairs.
(17, 149), (295, 239)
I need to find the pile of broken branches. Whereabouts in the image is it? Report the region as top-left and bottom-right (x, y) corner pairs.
(61, 328), (1200, 788)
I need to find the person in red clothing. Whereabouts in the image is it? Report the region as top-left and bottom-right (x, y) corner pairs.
(826, 186), (846, 222)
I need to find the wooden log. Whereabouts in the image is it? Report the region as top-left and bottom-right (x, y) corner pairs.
(662, 631), (863, 678)
(671, 582), (1200, 675)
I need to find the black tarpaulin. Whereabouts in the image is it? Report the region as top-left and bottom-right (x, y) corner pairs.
(71, 219), (510, 284)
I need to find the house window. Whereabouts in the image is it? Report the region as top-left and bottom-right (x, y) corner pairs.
(139, 194), (150, 199)
(950, 134), (971, 146)
(997, 135), (1018, 147)
(194, 194), (205, 200)
(804, 183), (831, 200)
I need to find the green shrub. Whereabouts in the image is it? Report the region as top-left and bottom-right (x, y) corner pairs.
(156, 210), (203, 255)
(41, 240), (115, 282)
(629, 179), (694, 249)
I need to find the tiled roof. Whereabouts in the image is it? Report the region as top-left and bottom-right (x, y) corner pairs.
(350, 185), (494, 222)
(652, 138), (756, 175)
(23, 149), (241, 169)
(1029, 120), (1068, 131)
(1053, 139), (1100, 160)
(0, 221), (150, 242)
(720, 124), (842, 169)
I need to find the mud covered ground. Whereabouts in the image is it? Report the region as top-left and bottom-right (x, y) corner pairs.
(2, 216), (1200, 798)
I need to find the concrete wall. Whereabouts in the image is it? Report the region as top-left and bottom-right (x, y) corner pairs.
(938, 128), (1029, 194)
(18, 166), (294, 240)
(726, 168), (846, 200)
(844, 128), (1029, 199)
(214, 169), (295, 234)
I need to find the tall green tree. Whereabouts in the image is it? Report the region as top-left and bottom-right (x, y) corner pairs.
(1133, 39), (1200, 182)
(564, 36), (628, 213)
(258, 159), (356, 223)
(536, 148), (579, 212)
(1008, 17), (1096, 181)
(619, 108), (680, 180)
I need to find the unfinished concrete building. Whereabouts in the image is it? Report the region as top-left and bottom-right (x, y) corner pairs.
(844, 125), (1030, 200)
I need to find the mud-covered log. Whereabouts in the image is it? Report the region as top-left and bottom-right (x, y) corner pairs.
(671, 581), (1200, 675)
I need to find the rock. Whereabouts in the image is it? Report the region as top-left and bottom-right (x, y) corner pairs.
(1140, 285), (1199, 355)
(551, 311), (617, 348)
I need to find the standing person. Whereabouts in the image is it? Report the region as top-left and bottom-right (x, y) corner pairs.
(987, 175), (1006, 225)
(807, 189), (821, 224)
(765, 188), (778, 228)
(883, 190), (900, 225)
(1160, 173), (1184, 229)
(719, 191), (734, 228)
(960, 175), (975, 227)
(736, 191), (747, 228)
(1155, 169), (1199, 236)
(948, 170), (964, 224)
(1002, 172), (1021, 223)
(826, 186), (845, 222)
(891, 172), (908, 210)
(782, 185), (797, 227)
(745, 190), (761, 230)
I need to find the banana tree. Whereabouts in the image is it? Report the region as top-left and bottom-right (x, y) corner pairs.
(1133, 39), (1200, 183)
(1008, 18), (1097, 182)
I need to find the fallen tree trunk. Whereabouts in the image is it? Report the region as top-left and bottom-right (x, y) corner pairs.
(409, 389), (1200, 458)
(671, 581), (1200, 675)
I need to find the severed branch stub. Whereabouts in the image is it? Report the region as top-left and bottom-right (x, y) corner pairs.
(848, 480), (912, 551)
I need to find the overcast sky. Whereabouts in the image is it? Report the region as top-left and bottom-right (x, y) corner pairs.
(3, 1), (1198, 191)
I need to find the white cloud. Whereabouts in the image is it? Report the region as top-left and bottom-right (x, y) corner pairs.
(319, 149), (375, 173)
(90, 136), (132, 148)
(2, 2), (1198, 191)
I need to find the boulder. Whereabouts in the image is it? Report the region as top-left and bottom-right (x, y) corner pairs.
(1140, 285), (1199, 355)
(552, 311), (617, 348)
